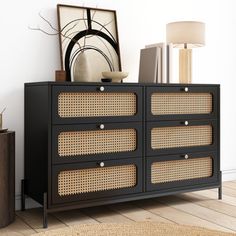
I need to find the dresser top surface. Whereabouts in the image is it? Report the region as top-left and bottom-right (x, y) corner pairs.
(24, 81), (220, 87)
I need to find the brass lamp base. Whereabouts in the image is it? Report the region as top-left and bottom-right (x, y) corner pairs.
(179, 49), (192, 83)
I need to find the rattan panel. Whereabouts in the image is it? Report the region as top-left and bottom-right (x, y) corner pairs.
(58, 92), (136, 117)
(151, 125), (212, 149)
(58, 165), (137, 196)
(58, 129), (136, 157)
(151, 157), (212, 184)
(151, 93), (212, 115)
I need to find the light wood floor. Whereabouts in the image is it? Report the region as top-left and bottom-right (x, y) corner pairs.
(1, 181), (236, 235)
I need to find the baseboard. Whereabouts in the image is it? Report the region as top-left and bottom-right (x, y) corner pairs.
(15, 169), (236, 211)
(222, 169), (236, 182)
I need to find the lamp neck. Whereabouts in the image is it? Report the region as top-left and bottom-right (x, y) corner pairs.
(184, 43), (188, 49)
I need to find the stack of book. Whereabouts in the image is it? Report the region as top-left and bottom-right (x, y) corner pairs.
(138, 43), (173, 83)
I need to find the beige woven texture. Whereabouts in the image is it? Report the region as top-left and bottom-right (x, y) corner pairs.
(151, 93), (212, 115)
(58, 129), (136, 157)
(151, 157), (212, 184)
(31, 222), (236, 236)
(151, 125), (212, 149)
(58, 92), (136, 117)
(58, 165), (136, 196)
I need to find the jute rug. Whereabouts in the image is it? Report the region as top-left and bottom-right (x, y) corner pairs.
(31, 222), (236, 236)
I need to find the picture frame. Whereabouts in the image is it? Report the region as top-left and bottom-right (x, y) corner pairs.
(57, 4), (122, 82)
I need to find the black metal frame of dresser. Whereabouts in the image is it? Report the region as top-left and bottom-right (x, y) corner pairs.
(22, 82), (221, 228)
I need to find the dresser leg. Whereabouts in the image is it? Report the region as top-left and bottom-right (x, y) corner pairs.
(218, 171), (222, 200)
(218, 186), (222, 200)
(21, 179), (26, 211)
(43, 192), (48, 228)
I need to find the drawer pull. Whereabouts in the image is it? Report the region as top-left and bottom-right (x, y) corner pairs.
(99, 86), (105, 92)
(184, 121), (189, 126)
(184, 154), (189, 159)
(99, 162), (105, 167)
(99, 124), (105, 130)
(184, 87), (189, 92)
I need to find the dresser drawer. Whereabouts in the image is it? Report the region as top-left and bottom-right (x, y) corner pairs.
(146, 152), (218, 192)
(146, 86), (218, 121)
(52, 158), (142, 204)
(52, 122), (142, 164)
(146, 120), (217, 156)
(52, 85), (142, 124)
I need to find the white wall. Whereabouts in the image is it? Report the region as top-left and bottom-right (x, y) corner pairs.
(1, 0), (236, 209)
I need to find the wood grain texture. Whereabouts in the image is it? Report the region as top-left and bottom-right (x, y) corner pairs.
(135, 198), (231, 232)
(109, 202), (173, 223)
(2, 181), (236, 235)
(53, 209), (98, 226)
(223, 182), (236, 190)
(16, 208), (66, 233)
(156, 195), (236, 232)
(81, 206), (133, 223)
(194, 189), (236, 207)
(0, 216), (35, 236)
(219, 186), (236, 198)
(0, 132), (15, 228)
(178, 192), (236, 217)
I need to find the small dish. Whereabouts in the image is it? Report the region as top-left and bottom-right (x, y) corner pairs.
(102, 71), (128, 83)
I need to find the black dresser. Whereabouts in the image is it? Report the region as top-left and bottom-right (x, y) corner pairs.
(23, 82), (221, 228)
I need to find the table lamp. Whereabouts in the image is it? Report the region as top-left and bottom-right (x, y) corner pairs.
(166, 21), (205, 83)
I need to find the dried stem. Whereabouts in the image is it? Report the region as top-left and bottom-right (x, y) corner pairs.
(38, 12), (58, 31)
(29, 9), (115, 69)
(28, 12), (82, 49)
(1, 107), (6, 114)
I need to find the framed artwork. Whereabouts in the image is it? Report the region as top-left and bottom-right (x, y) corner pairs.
(57, 4), (122, 82)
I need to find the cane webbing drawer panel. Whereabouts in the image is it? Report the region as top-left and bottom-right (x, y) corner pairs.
(151, 157), (212, 184)
(58, 92), (136, 118)
(151, 93), (212, 115)
(151, 125), (212, 150)
(58, 165), (137, 196)
(58, 129), (136, 157)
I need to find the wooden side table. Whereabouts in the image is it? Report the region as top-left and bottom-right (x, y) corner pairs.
(0, 131), (15, 228)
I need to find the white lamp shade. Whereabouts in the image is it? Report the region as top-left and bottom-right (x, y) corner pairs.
(166, 21), (205, 48)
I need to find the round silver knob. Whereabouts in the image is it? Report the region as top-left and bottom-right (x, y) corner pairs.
(184, 154), (189, 159)
(100, 86), (105, 92)
(100, 162), (105, 167)
(184, 87), (189, 92)
(184, 121), (189, 126)
(99, 124), (105, 130)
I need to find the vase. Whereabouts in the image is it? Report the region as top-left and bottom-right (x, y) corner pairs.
(73, 51), (92, 82)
